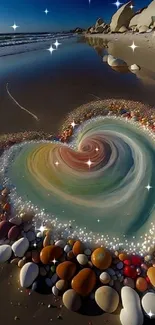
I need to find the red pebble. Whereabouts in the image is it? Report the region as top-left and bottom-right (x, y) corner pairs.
(123, 265), (137, 279)
(131, 255), (142, 266)
(124, 259), (131, 266)
(145, 276), (150, 283)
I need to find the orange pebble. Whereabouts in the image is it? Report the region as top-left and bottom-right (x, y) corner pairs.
(119, 253), (128, 261)
(136, 277), (148, 292)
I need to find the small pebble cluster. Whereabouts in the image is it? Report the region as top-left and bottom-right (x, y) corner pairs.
(0, 187), (155, 325)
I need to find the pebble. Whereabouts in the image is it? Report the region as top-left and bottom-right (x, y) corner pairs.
(39, 267), (47, 277)
(18, 258), (26, 268)
(12, 238), (29, 258)
(64, 245), (71, 253)
(120, 286), (144, 325)
(142, 292), (155, 317)
(31, 281), (37, 291)
(56, 279), (68, 292)
(56, 261), (76, 280)
(0, 244), (12, 262)
(119, 253), (128, 261)
(123, 277), (135, 288)
(20, 262), (39, 288)
(107, 268), (115, 276)
(9, 216), (22, 226)
(0, 221), (13, 240)
(77, 254), (88, 266)
(67, 250), (75, 260)
(8, 225), (21, 241)
(20, 212), (34, 223)
(99, 272), (111, 284)
(43, 233), (51, 247)
(10, 257), (20, 265)
(31, 250), (40, 264)
(26, 231), (35, 242)
(72, 240), (84, 256)
(109, 279), (114, 286)
(62, 289), (82, 312)
(36, 232), (43, 238)
(52, 285), (59, 296)
(144, 255), (152, 262)
(130, 64), (140, 71)
(136, 277), (148, 292)
(117, 261), (124, 270)
(55, 240), (66, 248)
(84, 248), (91, 256)
(147, 267), (155, 286)
(40, 245), (63, 264)
(23, 223), (33, 232)
(51, 273), (58, 284)
(71, 268), (96, 297)
(45, 278), (53, 287)
(91, 247), (112, 270)
(95, 286), (119, 313)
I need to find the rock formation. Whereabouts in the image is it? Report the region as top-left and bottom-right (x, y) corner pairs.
(110, 1), (135, 32)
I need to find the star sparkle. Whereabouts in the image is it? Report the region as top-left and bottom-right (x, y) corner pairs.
(71, 121), (76, 128)
(145, 184), (152, 191)
(86, 159), (93, 167)
(88, 0), (91, 4)
(129, 41), (138, 52)
(130, 4), (134, 9)
(55, 161), (59, 166)
(11, 23), (19, 31)
(148, 310), (154, 318)
(52, 258), (57, 264)
(44, 9), (49, 15)
(113, 1), (123, 9)
(95, 147), (99, 152)
(47, 45), (56, 54)
(39, 225), (46, 233)
(53, 39), (61, 49)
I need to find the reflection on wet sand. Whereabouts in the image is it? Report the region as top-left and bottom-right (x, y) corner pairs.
(85, 36), (155, 84)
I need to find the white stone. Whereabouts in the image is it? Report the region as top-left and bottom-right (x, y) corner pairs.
(142, 292), (155, 317)
(36, 232), (43, 238)
(120, 286), (144, 325)
(77, 254), (88, 266)
(95, 286), (119, 313)
(20, 262), (39, 288)
(52, 285), (59, 296)
(99, 272), (111, 284)
(64, 244), (71, 253)
(130, 64), (140, 71)
(12, 237), (29, 257)
(55, 240), (66, 248)
(0, 245), (12, 262)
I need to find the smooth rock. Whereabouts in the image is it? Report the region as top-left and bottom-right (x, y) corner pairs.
(31, 250), (40, 264)
(23, 223), (33, 232)
(71, 268), (96, 297)
(0, 221), (13, 240)
(9, 216), (22, 226)
(123, 277), (135, 288)
(95, 286), (119, 313)
(18, 258), (26, 268)
(56, 279), (68, 292)
(45, 278), (53, 287)
(0, 244), (12, 262)
(91, 247), (112, 270)
(52, 285), (59, 296)
(84, 248), (92, 256)
(110, 1), (134, 32)
(99, 272), (111, 284)
(40, 245), (63, 264)
(20, 262), (39, 288)
(20, 212), (34, 223)
(8, 225), (21, 241)
(142, 292), (155, 317)
(72, 240), (84, 256)
(56, 261), (76, 280)
(108, 56), (127, 67)
(26, 231), (35, 242)
(119, 253), (128, 261)
(43, 233), (51, 247)
(77, 254), (88, 266)
(63, 289), (82, 312)
(64, 245), (71, 253)
(130, 64), (140, 71)
(120, 286), (144, 325)
(147, 267), (155, 286)
(51, 273), (58, 284)
(119, 25), (128, 33)
(136, 277), (148, 292)
(55, 240), (66, 248)
(10, 257), (20, 265)
(39, 266), (47, 276)
(117, 261), (124, 270)
(12, 238), (29, 257)
(139, 25), (148, 33)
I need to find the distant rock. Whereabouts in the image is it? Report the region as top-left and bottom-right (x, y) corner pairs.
(107, 55), (127, 68)
(110, 1), (135, 32)
(137, 0), (155, 29)
(95, 18), (104, 28)
(139, 25), (148, 33)
(130, 64), (140, 71)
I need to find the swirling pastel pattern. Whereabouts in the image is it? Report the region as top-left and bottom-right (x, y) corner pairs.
(3, 116), (155, 240)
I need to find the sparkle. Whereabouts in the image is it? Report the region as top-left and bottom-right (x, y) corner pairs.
(71, 121), (76, 128)
(148, 310), (154, 318)
(129, 41), (138, 52)
(11, 23), (19, 31)
(130, 4), (134, 9)
(39, 225), (46, 233)
(113, 1), (123, 9)
(55, 161), (59, 166)
(89, 0), (91, 4)
(52, 258), (57, 264)
(44, 9), (49, 15)
(86, 159), (93, 167)
(47, 45), (56, 54)
(53, 39), (61, 49)
(145, 184), (152, 191)
(97, 219), (100, 222)
(95, 147), (99, 152)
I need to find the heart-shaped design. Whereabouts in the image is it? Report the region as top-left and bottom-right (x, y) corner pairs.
(1, 99), (155, 251)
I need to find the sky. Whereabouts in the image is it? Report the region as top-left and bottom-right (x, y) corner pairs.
(0, 0), (152, 33)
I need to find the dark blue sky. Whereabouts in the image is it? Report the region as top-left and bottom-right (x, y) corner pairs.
(0, 0), (151, 33)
